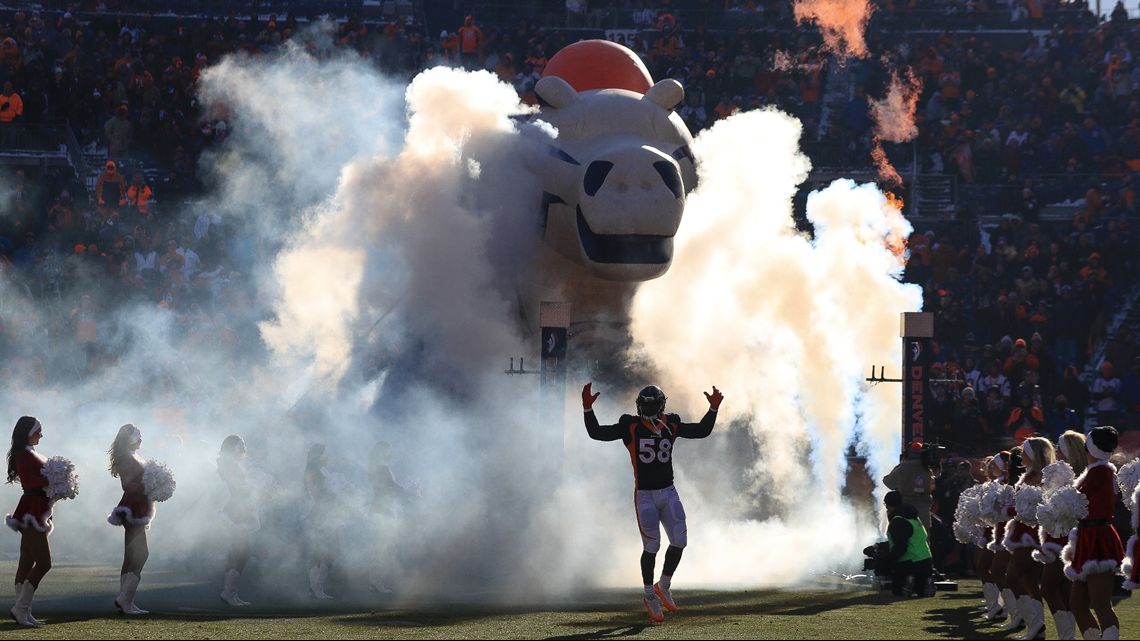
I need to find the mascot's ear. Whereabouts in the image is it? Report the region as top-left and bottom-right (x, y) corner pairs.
(535, 76), (578, 109)
(644, 79), (684, 111)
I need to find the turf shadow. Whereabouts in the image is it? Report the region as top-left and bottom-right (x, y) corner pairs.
(542, 624), (650, 640)
(923, 605), (1021, 639)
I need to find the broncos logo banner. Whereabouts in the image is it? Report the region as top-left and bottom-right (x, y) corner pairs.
(901, 312), (935, 451)
(539, 302), (571, 473)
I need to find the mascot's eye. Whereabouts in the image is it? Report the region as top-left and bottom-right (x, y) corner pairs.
(583, 161), (613, 197)
(653, 161), (684, 199)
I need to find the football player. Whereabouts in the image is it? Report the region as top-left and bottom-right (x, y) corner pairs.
(583, 382), (722, 622)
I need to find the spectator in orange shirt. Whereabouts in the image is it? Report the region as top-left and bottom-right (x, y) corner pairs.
(457, 16), (483, 70)
(440, 31), (459, 65)
(0, 38), (20, 69)
(127, 174), (153, 219)
(494, 53), (516, 84)
(1006, 384), (1044, 443)
(0, 82), (24, 123)
(654, 25), (681, 58)
(524, 45), (547, 75)
(96, 162), (127, 216)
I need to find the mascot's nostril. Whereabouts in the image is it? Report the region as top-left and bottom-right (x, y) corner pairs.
(583, 161), (614, 197)
(653, 161), (684, 199)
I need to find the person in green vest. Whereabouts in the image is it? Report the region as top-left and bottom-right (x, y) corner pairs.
(885, 490), (935, 597)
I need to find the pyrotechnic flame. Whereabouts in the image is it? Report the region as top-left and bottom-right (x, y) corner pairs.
(793, 0), (874, 58)
(868, 69), (922, 223)
(870, 142), (902, 188)
(869, 70), (921, 144)
(880, 192), (910, 263)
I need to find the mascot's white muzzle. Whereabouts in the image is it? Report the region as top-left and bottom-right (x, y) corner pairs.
(574, 145), (684, 281)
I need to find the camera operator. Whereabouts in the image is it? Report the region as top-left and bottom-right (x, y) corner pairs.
(884, 442), (936, 529)
(884, 490), (935, 597)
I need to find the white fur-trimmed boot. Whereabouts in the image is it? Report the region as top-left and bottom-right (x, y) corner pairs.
(1101, 626), (1119, 640)
(982, 582), (1006, 621)
(999, 589), (1024, 630)
(10, 581), (42, 626)
(1053, 610), (1077, 640)
(115, 572), (148, 615)
(220, 569), (250, 607)
(308, 566), (331, 600)
(1082, 627), (1102, 640)
(1014, 596), (1045, 640)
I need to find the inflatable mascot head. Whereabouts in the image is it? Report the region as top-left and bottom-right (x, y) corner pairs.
(532, 40), (697, 282)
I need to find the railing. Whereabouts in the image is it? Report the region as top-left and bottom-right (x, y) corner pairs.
(957, 173), (1112, 217)
(6, 1), (372, 20)
(0, 122), (88, 184)
(800, 140), (915, 173)
(870, 8), (1096, 31)
(0, 123), (72, 156)
(63, 125), (88, 187)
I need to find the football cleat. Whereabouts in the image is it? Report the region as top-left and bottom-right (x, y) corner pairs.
(643, 595), (664, 623)
(654, 582), (677, 612)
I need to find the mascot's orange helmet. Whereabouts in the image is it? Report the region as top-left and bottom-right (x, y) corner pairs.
(542, 40), (653, 94)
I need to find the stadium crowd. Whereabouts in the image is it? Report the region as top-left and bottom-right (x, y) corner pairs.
(0, 2), (1138, 455)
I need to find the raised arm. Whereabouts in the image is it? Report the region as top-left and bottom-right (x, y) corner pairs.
(678, 386), (722, 439)
(582, 382), (626, 442)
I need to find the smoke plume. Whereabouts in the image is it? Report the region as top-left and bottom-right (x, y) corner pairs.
(627, 109), (922, 582)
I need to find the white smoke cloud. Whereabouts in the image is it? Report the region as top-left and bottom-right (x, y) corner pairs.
(627, 108), (923, 583)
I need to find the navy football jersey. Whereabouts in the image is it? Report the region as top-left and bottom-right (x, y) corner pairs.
(585, 411), (717, 490)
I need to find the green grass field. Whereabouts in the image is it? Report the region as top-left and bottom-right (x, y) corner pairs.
(2, 563), (1139, 639)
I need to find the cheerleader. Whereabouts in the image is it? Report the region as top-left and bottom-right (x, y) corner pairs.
(218, 435), (256, 606)
(107, 423), (154, 615)
(1063, 426), (1124, 640)
(1037, 431), (1086, 641)
(4, 417), (52, 627)
(1004, 437), (1053, 640)
(305, 444), (339, 600)
(976, 456), (1006, 622)
(998, 447), (1035, 629)
(989, 450), (1025, 630)
(1124, 452), (1140, 600)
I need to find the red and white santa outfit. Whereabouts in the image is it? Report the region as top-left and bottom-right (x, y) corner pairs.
(5, 447), (53, 535)
(1004, 471), (1041, 552)
(1035, 527), (1071, 564)
(1062, 459), (1124, 581)
(1121, 485), (1140, 590)
(107, 453), (155, 527)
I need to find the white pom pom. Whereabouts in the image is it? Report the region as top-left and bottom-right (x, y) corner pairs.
(1041, 461), (1076, 494)
(980, 482), (1016, 524)
(1014, 485), (1044, 526)
(41, 456), (79, 501)
(1118, 459), (1140, 510)
(953, 484), (986, 544)
(142, 460), (177, 503)
(1037, 486), (1090, 538)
